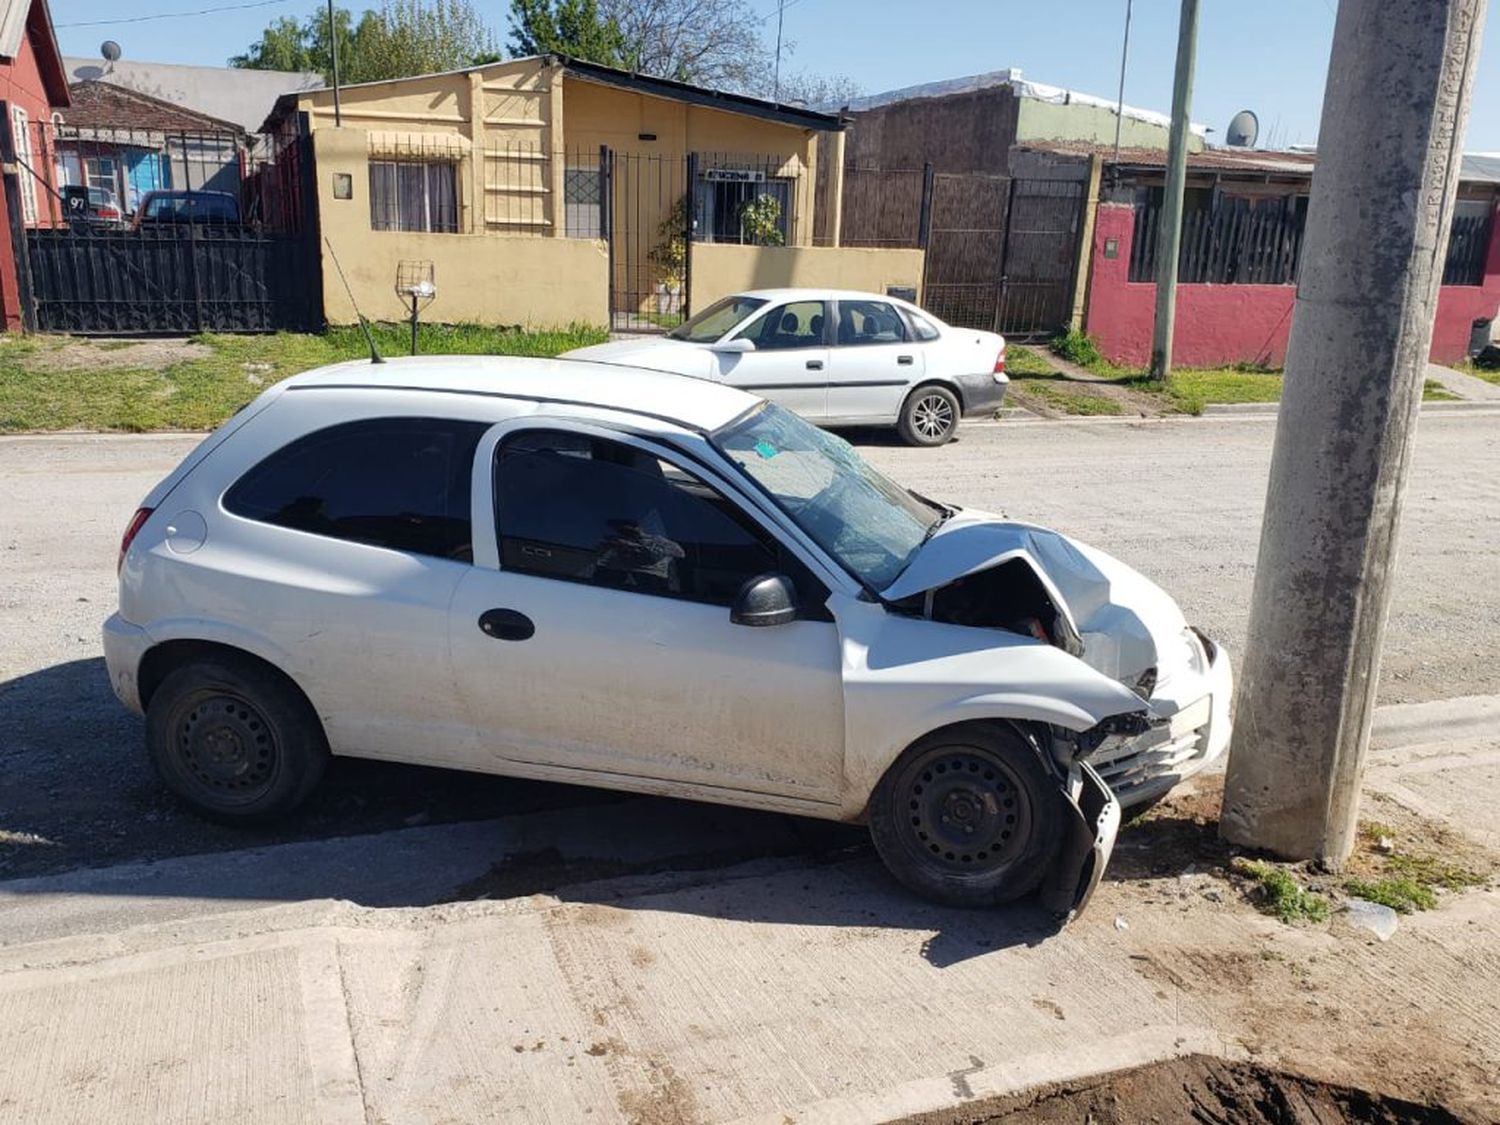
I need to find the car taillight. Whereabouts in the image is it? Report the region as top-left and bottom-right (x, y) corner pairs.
(118, 507), (153, 573)
(994, 347), (1006, 374)
(99, 207), (120, 218)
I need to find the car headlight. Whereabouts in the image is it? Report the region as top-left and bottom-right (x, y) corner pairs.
(1180, 628), (1208, 676)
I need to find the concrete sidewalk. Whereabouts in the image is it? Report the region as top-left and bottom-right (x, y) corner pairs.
(1, 699), (1497, 1124)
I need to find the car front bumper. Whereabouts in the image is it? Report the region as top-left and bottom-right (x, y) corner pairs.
(1089, 635), (1234, 808)
(102, 612), (151, 715)
(1039, 760), (1120, 922)
(953, 371), (1009, 417)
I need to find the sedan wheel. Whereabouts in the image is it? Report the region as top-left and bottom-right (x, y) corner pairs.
(869, 724), (1063, 906)
(899, 385), (960, 446)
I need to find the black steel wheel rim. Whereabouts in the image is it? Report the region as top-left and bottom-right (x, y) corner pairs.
(896, 747), (1033, 874)
(171, 690), (279, 806)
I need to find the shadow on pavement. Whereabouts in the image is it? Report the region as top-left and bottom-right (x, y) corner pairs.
(0, 657), (626, 881)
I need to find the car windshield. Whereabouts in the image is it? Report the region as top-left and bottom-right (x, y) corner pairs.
(712, 403), (943, 590)
(667, 295), (767, 343)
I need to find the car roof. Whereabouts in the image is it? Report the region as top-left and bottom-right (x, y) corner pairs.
(735, 287), (909, 302)
(281, 354), (758, 431)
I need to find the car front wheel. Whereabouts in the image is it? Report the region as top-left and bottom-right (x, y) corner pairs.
(898, 384), (960, 446)
(145, 654), (328, 825)
(868, 723), (1064, 906)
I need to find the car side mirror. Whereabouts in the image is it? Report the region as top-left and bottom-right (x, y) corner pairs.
(712, 337), (755, 354)
(730, 573), (797, 626)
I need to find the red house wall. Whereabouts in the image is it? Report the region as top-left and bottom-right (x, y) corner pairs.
(0, 11), (65, 330)
(1084, 201), (1500, 368)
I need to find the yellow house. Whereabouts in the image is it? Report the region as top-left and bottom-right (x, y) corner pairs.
(264, 55), (925, 329)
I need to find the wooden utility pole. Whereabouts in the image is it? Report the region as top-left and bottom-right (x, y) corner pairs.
(1222, 0), (1487, 863)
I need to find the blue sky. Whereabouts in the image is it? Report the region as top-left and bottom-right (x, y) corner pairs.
(51, 0), (1500, 151)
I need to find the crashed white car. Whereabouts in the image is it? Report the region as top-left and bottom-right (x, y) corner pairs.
(103, 357), (1231, 918)
(564, 289), (1008, 446)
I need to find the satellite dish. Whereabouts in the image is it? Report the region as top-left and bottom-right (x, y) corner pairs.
(100, 40), (122, 62)
(1226, 109), (1259, 147)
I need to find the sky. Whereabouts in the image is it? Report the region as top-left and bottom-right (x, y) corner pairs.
(49, 0), (1500, 151)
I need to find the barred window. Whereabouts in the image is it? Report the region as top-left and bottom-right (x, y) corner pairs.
(563, 167), (601, 238)
(369, 161), (459, 233)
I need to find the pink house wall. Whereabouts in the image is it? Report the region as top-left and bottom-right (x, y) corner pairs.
(1084, 201), (1500, 368)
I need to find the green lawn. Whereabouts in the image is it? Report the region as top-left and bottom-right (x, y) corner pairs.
(1454, 360), (1500, 385)
(1018, 338), (1461, 416)
(0, 323), (608, 433)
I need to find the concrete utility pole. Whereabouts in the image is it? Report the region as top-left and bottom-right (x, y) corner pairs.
(1222, 0), (1486, 863)
(1149, 0), (1198, 381)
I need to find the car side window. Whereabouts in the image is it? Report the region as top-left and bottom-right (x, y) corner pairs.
(836, 300), (908, 346)
(733, 300), (826, 350)
(494, 430), (827, 611)
(904, 309), (941, 341)
(224, 417), (486, 560)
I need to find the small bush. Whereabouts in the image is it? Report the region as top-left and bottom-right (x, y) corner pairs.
(1232, 857), (1330, 924)
(1344, 877), (1436, 914)
(1050, 328), (1106, 368)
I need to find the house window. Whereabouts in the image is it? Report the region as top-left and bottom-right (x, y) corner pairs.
(84, 157), (117, 195)
(693, 169), (791, 244)
(369, 160), (459, 233)
(11, 108), (37, 225)
(563, 167), (601, 238)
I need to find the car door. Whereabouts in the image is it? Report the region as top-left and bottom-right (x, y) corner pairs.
(824, 299), (926, 423)
(447, 418), (847, 807)
(709, 298), (831, 419)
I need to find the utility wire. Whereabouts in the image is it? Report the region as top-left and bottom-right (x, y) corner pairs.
(57, 0), (296, 30)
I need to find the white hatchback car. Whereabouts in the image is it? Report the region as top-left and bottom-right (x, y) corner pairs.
(104, 357), (1231, 918)
(564, 289), (1008, 446)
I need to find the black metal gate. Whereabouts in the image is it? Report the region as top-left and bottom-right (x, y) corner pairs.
(23, 225), (318, 334)
(3, 111), (320, 335)
(993, 179), (1086, 338)
(924, 176), (1085, 339)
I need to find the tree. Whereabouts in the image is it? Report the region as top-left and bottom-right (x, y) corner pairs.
(509, 0), (627, 65)
(599, 0), (771, 91)
(231, 0), (495, 85)
(773, 70), (862, 110)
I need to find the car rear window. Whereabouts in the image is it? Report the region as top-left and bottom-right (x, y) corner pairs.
(224, 417), (486, 560)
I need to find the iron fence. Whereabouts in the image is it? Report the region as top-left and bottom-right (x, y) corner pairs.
(1444, 208), (1491, 286)
(4, 114), (317, 334)
(1129, 195), (1305, 286)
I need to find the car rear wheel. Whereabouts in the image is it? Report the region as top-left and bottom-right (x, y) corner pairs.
(868, 723), (1064, 906)
(145, 654), (328, 825)
(898, 384), (960, 446)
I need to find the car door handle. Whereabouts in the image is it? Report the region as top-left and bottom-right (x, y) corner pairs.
(897, 355), (914, 365)
(806, 359), (824, 370)
(477, 608), (535, 642)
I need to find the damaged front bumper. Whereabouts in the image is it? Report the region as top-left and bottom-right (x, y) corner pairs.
(1090, 635), (1234, 808)
(1038, 761), (1120, 922)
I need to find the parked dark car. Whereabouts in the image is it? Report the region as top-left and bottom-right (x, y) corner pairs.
(133, 190), (241, 227)
(61, 185), (125, 228)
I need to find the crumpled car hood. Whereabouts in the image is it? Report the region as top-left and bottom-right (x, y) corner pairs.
(881, 509), (1189, 684)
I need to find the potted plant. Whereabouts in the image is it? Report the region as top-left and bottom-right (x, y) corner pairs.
(648, 197), (689, 318)
(739, 193), (785, 246)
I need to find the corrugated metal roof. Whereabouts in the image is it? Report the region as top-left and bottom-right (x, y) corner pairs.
(845, 68), (1208, 138)
(1022, 140), (1500, 186)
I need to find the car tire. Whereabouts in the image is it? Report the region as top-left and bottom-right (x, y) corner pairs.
(868, 723), (1064, 907)
(898, 384), (960, 446)
(145, 654), (328, 825)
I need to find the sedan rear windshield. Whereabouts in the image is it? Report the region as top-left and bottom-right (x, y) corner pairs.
(667, 295), (767, 343)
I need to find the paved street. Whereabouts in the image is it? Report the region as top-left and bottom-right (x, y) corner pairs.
(0, 415), (1498, 1123)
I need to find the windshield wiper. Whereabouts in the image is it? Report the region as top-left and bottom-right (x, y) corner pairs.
(921, 504), (953, 544)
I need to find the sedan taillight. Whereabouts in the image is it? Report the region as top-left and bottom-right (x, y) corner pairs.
(994, 347), (1006, 375)
(118, 507), (153, 573)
